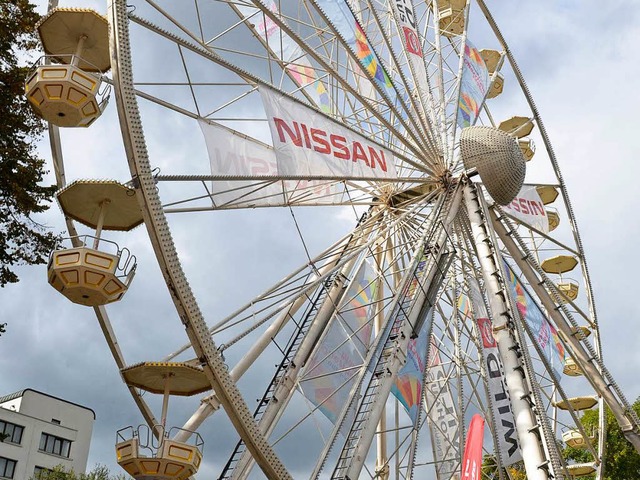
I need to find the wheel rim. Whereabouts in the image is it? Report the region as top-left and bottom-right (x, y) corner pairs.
(41, 1), (640, 479)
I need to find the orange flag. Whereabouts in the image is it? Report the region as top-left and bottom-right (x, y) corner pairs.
(461, 414), (485, 480)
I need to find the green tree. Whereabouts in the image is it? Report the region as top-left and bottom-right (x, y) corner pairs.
(481, 454), (526, 480)
(0, 0), (58, 287)
(30, 464), (131, 480)
(564, 398), (640, 480)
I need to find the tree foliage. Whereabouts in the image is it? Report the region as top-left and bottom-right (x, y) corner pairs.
(482, 454), (526, 480)
(564, 398), (640, 480)
(0, 0), (58, 287)
(30, 464), (130, 480)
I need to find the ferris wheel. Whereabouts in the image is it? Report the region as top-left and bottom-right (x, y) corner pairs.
(26, 0), (640, 479)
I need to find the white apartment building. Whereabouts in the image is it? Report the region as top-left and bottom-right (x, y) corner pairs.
(0, 389), (95, 479)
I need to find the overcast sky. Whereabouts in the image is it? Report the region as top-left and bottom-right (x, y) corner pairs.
(1, 1), (640, 478)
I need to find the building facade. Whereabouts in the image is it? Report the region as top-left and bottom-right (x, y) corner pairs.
(0, 389), (95, 479)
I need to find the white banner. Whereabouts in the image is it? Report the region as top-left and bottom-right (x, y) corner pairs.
(466, 278), (522, 467)
(389, 0), (434, 126)
(260, 87), (398, 179)
(425, 337), (460, 480)
(503, 185), (549, 233)
(199, 120), (344, 207)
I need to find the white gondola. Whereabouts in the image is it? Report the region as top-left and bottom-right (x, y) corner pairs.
(115, 362), (210, 480)
(436, 0), (466, 37)
(562, 429), (596, 449)
(25, 8), (110, 127)
(47, 180), (141, 306)
(480, 49), (505, 99)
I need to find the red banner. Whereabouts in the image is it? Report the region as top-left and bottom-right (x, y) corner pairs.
(461, 414), (485, 480)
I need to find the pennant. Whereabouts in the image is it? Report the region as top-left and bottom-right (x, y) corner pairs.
(199, 120), (344, 207)
(503, 260), (566, 379)
(425, 336), (460, 478)
(391, 319), (428, 425)
(300, 260), (378, 423)
(461, 414), (485, 480)
(457, 40), (489, 129)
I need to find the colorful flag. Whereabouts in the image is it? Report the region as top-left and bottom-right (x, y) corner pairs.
(236, 1), (331, 113)
(503, 260), (566, 379)
(461, 414), (485, 480)
(316, 0), (395, 100)
(390, 251), (432, 425)
(389, 0), (435, 127)
(300, 259), (378, 423)
(457, 40), (489, 129)
(391, 319), (428, 425)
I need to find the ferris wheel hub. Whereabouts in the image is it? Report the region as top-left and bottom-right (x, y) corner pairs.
(460, 126), (526, 205)
(386, 182), (440, 208)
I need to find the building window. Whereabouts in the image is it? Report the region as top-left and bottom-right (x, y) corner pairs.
(51, 419), (61, 425)
(0, 421), (23, 445)
(0, 457), (16, 479)
(34, 466), (54, 479)
(39, 432), (72, 458)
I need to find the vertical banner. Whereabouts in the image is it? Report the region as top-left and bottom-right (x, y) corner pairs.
(503, 186), (549, 233)
(503, 260), (566, 379)
(300, 260), (378, 423)
(425, 336), (460, 479)
(389, 0), (433, 124)
(390, 252), (431, 426)
(316, 0), (395, 100)
(461, 414), (485, 480)
(457, 40), (489, 129)
(461, 279), (522, 466)
(391, 316), (429, 426)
